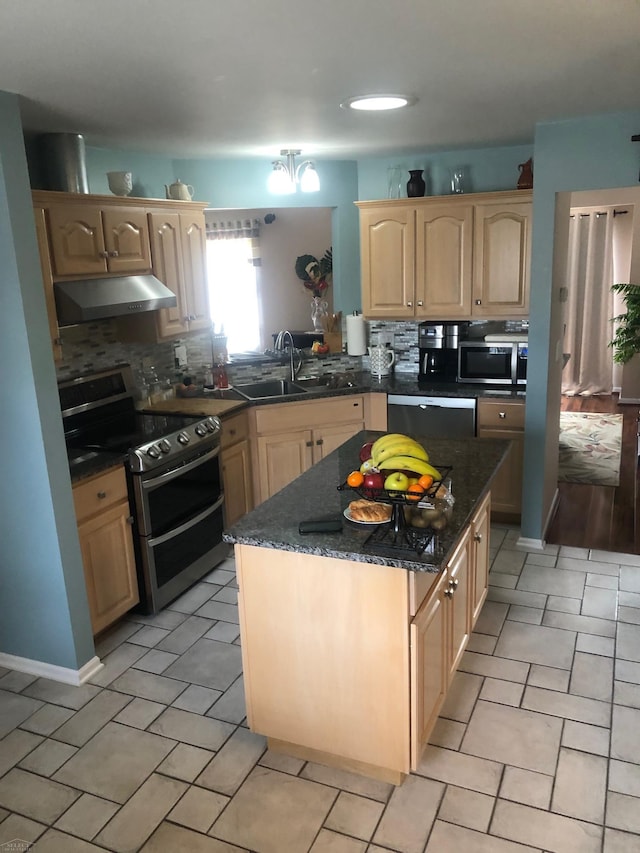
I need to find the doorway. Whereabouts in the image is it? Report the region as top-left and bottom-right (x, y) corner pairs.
(547, 187), (640, 553)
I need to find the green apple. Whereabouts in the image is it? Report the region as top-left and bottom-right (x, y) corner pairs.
(384, 471), (409, 492)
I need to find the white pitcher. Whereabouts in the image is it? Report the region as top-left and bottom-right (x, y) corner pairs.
(368, 344), (395, 377)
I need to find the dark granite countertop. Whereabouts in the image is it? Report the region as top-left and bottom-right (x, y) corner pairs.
(224, 430), (510, 573)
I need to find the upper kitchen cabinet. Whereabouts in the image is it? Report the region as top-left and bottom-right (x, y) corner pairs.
(356, 190), (532, 321)
(359, 204), (417, 318)
(472, 199), (531, 317)
(147, 209), (210, 339)
(46, 202), (152, 277)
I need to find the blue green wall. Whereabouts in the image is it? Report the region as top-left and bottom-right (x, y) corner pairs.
(522, 110), (640, 540)
(0, 93), (94, 670)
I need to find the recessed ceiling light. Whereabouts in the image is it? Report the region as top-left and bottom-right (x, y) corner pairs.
(341, 95), (417, 111)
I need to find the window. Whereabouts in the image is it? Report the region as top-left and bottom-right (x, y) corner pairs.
(205, 220), (262, 353)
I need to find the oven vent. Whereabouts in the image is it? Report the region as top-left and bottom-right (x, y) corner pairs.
(54, 274), (177, 326)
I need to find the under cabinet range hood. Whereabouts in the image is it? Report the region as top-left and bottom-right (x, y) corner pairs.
(54, 274), (177, 326)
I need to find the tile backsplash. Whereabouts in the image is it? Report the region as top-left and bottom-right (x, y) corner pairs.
(53, 317), (527, 387)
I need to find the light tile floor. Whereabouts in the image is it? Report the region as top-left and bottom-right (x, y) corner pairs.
(1, 526), (640, 851)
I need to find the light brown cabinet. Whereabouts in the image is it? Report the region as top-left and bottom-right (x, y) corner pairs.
(33, 206), (62, 362)
(221, 410), (253, 527)
(149, 210), (210, 338)
(237, 489), (491, 783)
(72, 466), (139, 635)
(250, 396), (366, 503)
(477, 399), (525, 519)
(356, 191), (531, 320)
(46, 204), (151, 277)
(410, 493), (490, 768)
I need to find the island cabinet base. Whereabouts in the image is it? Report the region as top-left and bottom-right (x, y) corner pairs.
(235, 493), (491, 784)
(235, 545), (411, 780)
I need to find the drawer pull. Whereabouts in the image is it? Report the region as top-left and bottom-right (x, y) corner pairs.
(306, 440), (314, 447)
(97, 491), (107, 499)
(444, 587), (455, 598)
(499, 412), (507, 419)
(474, 532), (483, 543)
(448, 578), (459, 590)
(316, 438), (323, 446)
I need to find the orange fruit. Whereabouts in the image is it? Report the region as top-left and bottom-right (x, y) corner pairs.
(418, 474), (434, 490)
(406, 483), (425, 502)
(347, 470), (365, 488)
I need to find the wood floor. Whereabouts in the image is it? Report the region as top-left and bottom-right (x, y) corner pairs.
(546, 394), (640, 554)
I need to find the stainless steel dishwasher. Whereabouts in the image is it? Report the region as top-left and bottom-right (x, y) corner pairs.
(387, 395), (476, 439)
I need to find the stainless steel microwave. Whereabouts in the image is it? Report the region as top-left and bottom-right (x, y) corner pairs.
(458, 341), (527, 385)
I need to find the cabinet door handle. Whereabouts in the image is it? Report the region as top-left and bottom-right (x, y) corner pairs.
(499, 412), (506, 419)
(448, 578), (459, 590)
(474, 532), (483, 542)
(475, 299), (482, 305)
(316, 438), (323, 446)
(406, 301), (413, 307)
(108, 250), (119, 257)
(417, 300), (423, 307)
(305, 440), (314, 447)
(97, 491), (107, 499)
(98, 251), (109, 258)
(127, 516), (134, 525)
(444, 587), (455, 598)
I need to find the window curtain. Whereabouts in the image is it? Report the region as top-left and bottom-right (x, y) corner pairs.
(562, 208), (614, 396)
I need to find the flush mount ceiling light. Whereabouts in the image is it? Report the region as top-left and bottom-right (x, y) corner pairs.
(341, 94), (417, 111)
(267, 149), (320, 194)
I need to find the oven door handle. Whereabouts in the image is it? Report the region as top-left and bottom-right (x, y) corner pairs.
(148, 494), (225, 547)
(141, 443), (221, 490)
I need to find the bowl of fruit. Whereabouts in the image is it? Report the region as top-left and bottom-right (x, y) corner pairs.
(340, 433), (452, 528)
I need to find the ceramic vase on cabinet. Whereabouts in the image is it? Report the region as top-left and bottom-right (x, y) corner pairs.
(107, 171), (133, 196)
(406, 170), (426, 198)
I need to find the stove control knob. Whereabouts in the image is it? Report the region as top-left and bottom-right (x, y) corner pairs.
(146, 445), (161, 459)
(177, 432), (190, 445)
(195, 424), (207, 437)
(159, 439), (171, 453)
(205, 420), (216, 433)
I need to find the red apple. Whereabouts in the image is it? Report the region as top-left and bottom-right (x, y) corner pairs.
(362, 470), (384, 497)
(359, 441), (374, 463)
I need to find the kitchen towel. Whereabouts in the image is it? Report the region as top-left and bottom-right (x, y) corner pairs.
(346, 313), (367, 356)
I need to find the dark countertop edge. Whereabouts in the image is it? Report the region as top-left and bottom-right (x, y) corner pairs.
(69, 454), (126, 485)
(145, 373), (526, 413)
(224, 431), (510, 574)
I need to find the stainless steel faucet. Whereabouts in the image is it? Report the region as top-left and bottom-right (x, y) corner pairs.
(275, 330), (301, 381)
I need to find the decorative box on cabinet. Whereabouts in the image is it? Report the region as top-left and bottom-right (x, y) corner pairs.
(72, 466), (139, 635)
(356, 191), (532, 321)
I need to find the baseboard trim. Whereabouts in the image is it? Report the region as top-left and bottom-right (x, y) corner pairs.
(0, 652), (103, 686)
(516, 488), (559, 552)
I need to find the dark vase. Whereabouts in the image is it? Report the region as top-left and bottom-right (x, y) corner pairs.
(406, 169), (426, 198)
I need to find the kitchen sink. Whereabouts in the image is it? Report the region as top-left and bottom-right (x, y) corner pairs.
(234, 379), (308, 399)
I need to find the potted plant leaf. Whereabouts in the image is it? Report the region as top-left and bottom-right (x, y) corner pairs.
(610, 283), (640, 364)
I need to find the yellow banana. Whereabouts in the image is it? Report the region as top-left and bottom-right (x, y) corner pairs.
(377, 456), (442, 480)
(374, 440), (429, 466)
(370, 433), (412, 459)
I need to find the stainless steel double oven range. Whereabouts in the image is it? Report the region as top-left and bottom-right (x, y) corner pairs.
(60, 365), (228, 614)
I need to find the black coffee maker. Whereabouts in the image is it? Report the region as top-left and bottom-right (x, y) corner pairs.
(418, 322), (468, 382)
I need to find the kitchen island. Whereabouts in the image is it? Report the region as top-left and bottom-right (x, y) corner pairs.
(224, 431), (508, 784)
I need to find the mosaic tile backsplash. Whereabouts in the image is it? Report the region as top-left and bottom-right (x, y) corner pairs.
(53, 317), (527, 388)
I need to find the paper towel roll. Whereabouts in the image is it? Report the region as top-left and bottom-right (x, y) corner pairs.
(346, 314), (367, 356)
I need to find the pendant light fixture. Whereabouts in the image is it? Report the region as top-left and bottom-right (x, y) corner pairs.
(267, 149), (320, 194)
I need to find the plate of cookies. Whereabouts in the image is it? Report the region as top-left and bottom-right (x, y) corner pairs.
(345, 499), (393, 525)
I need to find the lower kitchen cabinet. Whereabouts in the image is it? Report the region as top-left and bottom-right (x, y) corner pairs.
(237, 489), (492, 781)
(409, 494), (490, 768)
(250, 396), (366, 503)
(221, 410), (253, 527)
(477, 399), (525, 519)
(72, 467), (139, 635)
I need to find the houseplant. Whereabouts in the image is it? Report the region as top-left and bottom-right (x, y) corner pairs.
(610, 283), (640, 364)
